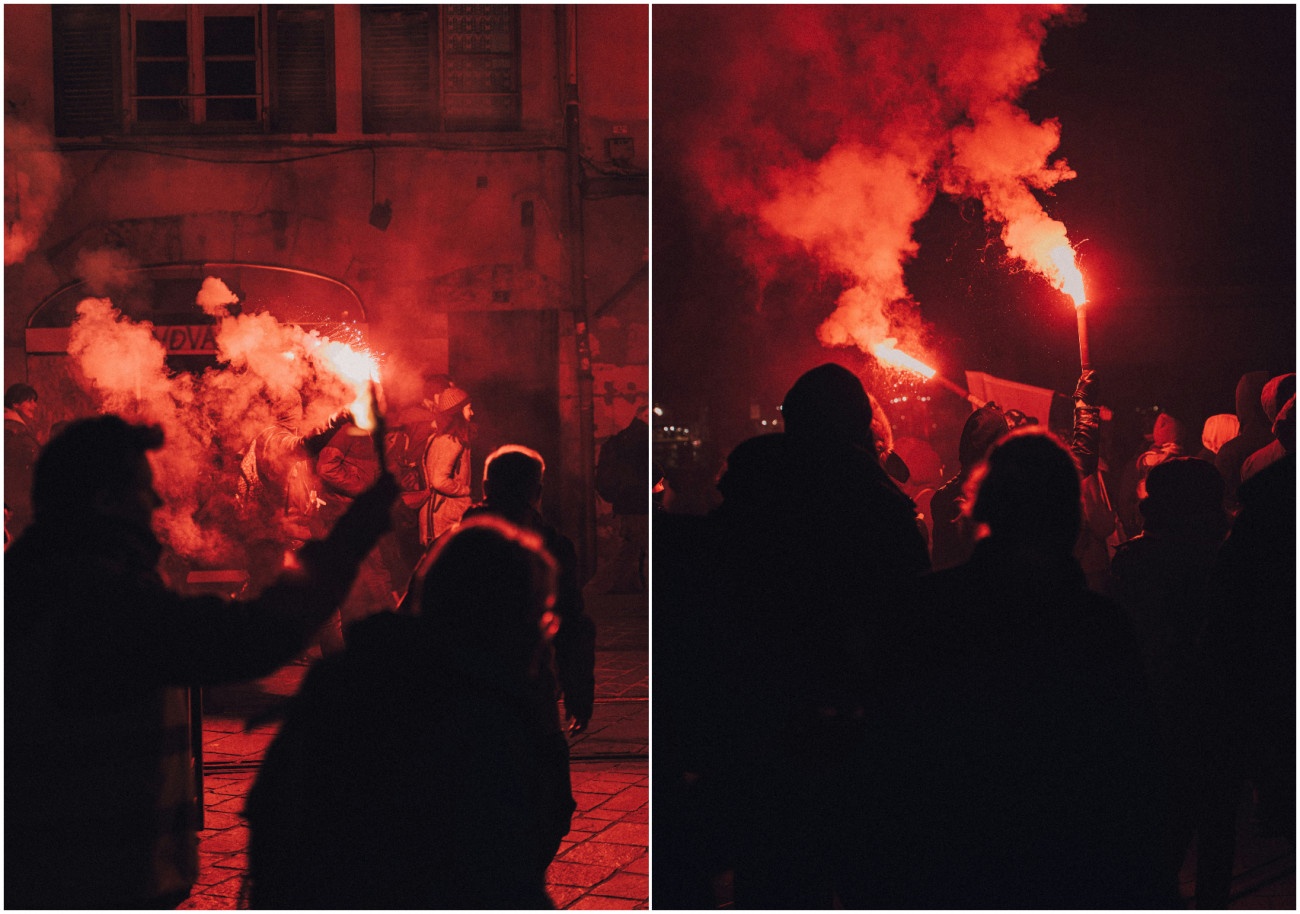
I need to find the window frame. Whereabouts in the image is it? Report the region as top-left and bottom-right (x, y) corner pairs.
(124, 4), (266, 135)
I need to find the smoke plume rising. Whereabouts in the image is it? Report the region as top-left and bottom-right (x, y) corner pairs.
(5, 118), (69, 266)
(67, 278), (377, 566)
(660, 5), (1084, 362)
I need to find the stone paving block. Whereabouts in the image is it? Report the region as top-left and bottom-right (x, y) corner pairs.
(573, 791), (607, 812)
(198, 810), (245, 832)
(208, 796), (248, 813)
(583, 806), (626, 821)
(546, 860), (617, 888)
(206, 731), (275, 756)
(572, 777), (625, 795)
(213, 853), (247, 870)
(560, 839), (644, 869)
(202, 875), (246, 897)
(593, 872), (649, 899)
(623, 852), (649, 875)
(191, 866), (233, 887)
(570, 894), (640, 909)
(595, 770), (646, 783)
(621, 807), (649, 824)
(568, 816), (613, 834)
(200, 828), (249, 855)
(600, 785), (647, 811)
(593, 822), (648, 846)
(178, 892), (237, 909)
(546, 883), (587, 908)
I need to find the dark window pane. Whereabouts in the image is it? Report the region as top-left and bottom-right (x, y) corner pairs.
(206, 60), (256, 95)
(138, 98), (188, 121)
(136, 19), (186, 57)
(207, 98), (258, 121)
(205, 16), (256, 56)
(137, 59), (188, 95)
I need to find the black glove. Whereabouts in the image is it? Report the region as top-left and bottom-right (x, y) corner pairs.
(1073, 369), (1098, 405)
(301, 410), (353, 457)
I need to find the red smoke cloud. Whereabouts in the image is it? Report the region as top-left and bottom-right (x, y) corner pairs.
(67, 279), (375, 566)
(659, 5), (1084, 361)
(5, 119), (68, 266)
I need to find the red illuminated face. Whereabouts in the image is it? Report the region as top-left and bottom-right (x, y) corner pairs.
(16, 398), (38, 423)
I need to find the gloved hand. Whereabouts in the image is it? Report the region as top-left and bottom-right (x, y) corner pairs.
(1074, 369), (1098, 405)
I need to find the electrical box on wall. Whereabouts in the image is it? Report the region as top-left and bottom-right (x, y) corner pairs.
(606, 136), (635, 167)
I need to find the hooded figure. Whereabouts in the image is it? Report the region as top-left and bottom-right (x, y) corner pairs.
(1215, 371), (1274, 501)
(929, 403), (1011, 570)
(1242, 376), (1296, 483)
(687, 363), (930, 908)
(1196, 414), (1240, 462)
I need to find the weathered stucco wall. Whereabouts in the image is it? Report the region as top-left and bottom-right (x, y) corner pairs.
(4, 3), (647, 574)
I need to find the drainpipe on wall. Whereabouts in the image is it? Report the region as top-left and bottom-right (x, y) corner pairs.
(562, 4), (598, 581)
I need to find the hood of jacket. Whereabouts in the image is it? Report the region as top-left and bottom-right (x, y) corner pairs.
(1235, 371), (1271, 431)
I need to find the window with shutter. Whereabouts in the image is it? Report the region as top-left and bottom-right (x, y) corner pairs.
(361, 5), (438, 133)
(52, 5), (123, 137)
(269, 6), (336, 133)
(360, 4), (521, 135)
(441, 5), (520, 132)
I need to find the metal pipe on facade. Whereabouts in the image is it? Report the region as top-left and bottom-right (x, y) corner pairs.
(561, 4), (598, 580)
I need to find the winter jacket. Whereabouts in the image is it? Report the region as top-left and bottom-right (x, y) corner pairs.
(238, 413), (343, 541)
(245, 611), (570, 909)
(462, 501), (597, 724)
(852, 539), (1168, 909)
(420, 433), (472, 544)
(596, 417), (649, 515)
(4, 476), (399, 909)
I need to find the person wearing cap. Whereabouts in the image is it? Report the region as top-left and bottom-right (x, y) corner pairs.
(419, 384), (475, 546)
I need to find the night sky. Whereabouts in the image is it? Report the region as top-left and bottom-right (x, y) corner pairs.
(653, 5), (1296, 462)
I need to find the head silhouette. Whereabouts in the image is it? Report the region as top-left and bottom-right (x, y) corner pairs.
(483, 445), (545, 508)
(781, 363), (873, 449)
(968, 427), (1081, 555)
(1139, 457), (1228, 540)
(33, 416), (165, 526)
(419, 516), (556, 669)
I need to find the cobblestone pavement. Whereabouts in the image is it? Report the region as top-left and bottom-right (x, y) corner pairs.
(182, 590), (647, 909)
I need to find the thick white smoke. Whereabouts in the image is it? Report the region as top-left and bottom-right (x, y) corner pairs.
(663, 5), (1085, 362)
(67, 278), (375, 565)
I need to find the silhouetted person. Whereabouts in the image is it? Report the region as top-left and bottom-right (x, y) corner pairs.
(245, 517), (571, 909)
(1214, 370), (1273, 507)
(1195, 413), (1239, 464)
(852, 428), (1169, 909)
(4, 381), (41, 542)
(930, 402), (1010, 569)
(5, 415), (398, 909)
(237, 391), (347, 593)
(594, 403), (651, 592)
(1240, 373), (1294, 482)
(462, 444), (597, 734)
(317, 418), (400, 648)
(1109, 457), (1230, 888)
(1195, 445), (1296, 908)
(419, 383), (475, 546)
(658, 363), (929, 909)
